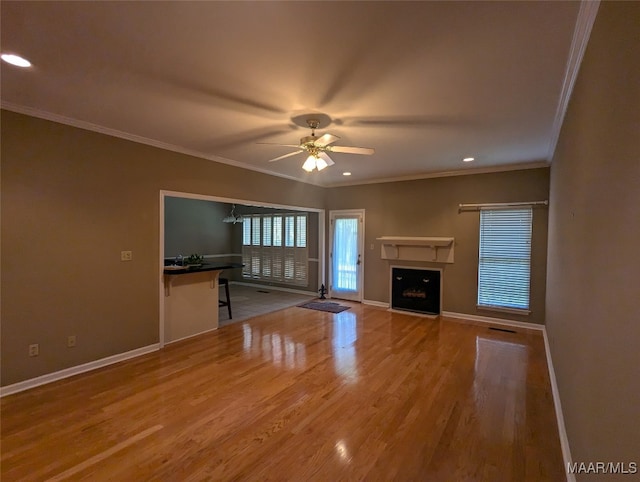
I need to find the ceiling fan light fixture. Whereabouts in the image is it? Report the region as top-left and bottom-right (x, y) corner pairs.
(262, 113), (374, 170)
(316, 157), (328, 171)
(302, 155), (316, 172)
(222, 204), (243, 224)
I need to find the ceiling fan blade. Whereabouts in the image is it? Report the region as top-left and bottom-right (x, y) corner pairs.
(257, 142), (302, 148)
(314, 133), (340, 147)
(328, 145), (375, 155)
(267, 150), (304, 162)
(205, 127), (294, 151)
(318, 152), (335, 166)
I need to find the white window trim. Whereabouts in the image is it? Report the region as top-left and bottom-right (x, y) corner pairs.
(477, 304), (531, 316)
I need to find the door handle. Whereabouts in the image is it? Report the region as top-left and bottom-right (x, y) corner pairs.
(357, 254), (362, 265)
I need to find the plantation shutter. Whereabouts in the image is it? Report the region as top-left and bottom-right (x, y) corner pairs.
(295, 215), (308, 283)
(272, 215), (283, 280)
(296, 215), (307, 247)
(283, 215), (295, 281)
(262, 216), (272, 277)
(242, 219), (252, 277)
(241, 213), (308, 286)
(478, 208), (533, 311)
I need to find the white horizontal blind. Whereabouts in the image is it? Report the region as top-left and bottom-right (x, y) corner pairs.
(478, 208), (532, 310)
(242, 213), (308, 286)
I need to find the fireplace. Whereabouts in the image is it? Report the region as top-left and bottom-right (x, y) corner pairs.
(391, 267), (441, 315)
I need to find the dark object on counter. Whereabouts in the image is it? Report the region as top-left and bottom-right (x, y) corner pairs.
(219, 278), (232, 319)
(185, 254), (205, 266)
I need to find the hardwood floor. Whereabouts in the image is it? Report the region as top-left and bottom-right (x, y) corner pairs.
(1, 304), (565, 481)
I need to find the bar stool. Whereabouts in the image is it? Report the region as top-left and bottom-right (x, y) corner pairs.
(219, 278), (232, 319)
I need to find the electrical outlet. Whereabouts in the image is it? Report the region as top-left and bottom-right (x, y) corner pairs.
(29, 344), (39, 357)
(121, 250), (133, 261)
(67, 335), (76, 347)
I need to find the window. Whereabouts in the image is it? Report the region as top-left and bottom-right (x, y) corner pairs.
(477, 208), (532, 312)
(284, 215), (295, 247)
(262, 216), (272, 246)
(242, 213), (308, 286)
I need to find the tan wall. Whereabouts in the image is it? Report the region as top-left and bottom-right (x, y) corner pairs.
(0, 110), (325, 386)
(325, 168), (549, 323)
(546, 1), (640, 474)
(1, 109), (551, 387)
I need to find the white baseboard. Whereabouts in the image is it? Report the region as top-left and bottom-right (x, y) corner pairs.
(441, 311), (545, 331)
(543, 329), (575, 482)
(0, 344), (160, 397)
(362, 299), (389, 308)
(230, 281), (316, 297)
(165, 326), (219, 345)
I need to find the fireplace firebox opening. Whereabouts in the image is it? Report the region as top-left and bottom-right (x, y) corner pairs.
(391, 267), (441, 315)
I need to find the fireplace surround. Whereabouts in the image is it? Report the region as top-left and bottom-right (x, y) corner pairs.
(391, 266), (442, 315)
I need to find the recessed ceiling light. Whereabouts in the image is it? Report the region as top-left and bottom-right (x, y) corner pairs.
(343, 172), (352, 176)
(1, 53), (32, 68)
(463, 157), (475, 162)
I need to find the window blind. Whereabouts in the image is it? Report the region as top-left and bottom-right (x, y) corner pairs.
(478, 208), (532, 311)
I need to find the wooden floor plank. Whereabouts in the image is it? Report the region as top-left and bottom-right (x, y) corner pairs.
(1, 304), (565, 481)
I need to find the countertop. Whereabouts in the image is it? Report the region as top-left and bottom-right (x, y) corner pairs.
(163, 262), (243, 275)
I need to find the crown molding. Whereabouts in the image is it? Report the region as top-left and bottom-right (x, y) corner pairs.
(1, 102), (550, 189)
(325, 160), (550, 188)
(0, 101), (325, 188)
(547, 0), (601, 162)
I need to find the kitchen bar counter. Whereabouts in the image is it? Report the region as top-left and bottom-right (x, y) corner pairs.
(163, 262), (243, 343)
(163, 262), (243, 275)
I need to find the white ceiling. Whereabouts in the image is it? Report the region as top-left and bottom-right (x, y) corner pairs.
(1, 1), (585, 186)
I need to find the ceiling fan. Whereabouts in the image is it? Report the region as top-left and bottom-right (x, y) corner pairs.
(259, 118), (375, 172)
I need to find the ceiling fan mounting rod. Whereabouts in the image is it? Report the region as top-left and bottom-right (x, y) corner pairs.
(306, 119), (320, 135)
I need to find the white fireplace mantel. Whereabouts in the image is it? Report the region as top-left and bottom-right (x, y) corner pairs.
(376, 236), (455, 263)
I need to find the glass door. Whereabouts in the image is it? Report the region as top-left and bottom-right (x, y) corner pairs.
(329, 210), (364, 301)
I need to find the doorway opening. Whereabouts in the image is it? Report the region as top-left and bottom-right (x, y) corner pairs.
(159, 190), (325, 346)
(329, 209), (364, 302)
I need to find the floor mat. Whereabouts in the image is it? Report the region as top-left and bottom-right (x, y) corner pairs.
(297, 301), (350, 313)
